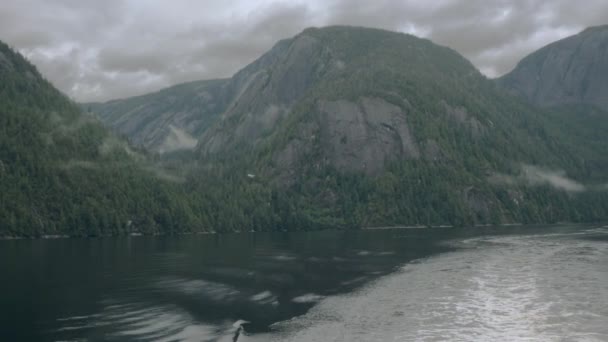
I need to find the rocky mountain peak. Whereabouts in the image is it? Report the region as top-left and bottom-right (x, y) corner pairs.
(498, 26), (608, 111)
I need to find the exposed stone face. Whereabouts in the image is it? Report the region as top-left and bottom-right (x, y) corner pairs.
(318, 97), (419, 175)
(498, 25), (608, 111)
(273, 122), (317, 185)
(422, 139), (445, 162)
(270, 97), (420, 180)
(88, 79), (229, 153)
(199, 34), (331, 154)
(443, 102), (486, 137)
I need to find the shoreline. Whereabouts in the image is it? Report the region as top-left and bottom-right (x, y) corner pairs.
(0, 221), (602, 240)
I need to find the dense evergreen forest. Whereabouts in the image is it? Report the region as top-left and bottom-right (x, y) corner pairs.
(0, 41), (280, 237)
(1, 27), (608, 238)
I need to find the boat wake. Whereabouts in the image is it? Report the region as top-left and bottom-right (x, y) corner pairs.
(246, 227), (608, 341)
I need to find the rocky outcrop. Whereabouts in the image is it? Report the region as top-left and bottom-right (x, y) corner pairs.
(87, 78), (229, 153)
(90, 26), (481, 178)
(318, 97), (419, 175)
(198, 33), (337, 155)
(498, 25), (608, 111)
(443, 102), (486, 137)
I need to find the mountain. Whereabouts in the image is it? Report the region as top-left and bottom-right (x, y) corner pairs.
(498, 25), (608, 111)
(89, 26), (608, 228)
(85, 78), (230, 153)
(0, 40), (275, 237)
(497, 26), (608, 182)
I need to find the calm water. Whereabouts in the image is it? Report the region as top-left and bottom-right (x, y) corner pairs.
(0, 225), (606, 341)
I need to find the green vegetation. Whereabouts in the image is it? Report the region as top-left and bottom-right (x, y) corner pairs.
(238, 27), (608, 228)
(0, 42), (286, 237)
(1, 26), (607, 237)
(85, 78), (229, 151)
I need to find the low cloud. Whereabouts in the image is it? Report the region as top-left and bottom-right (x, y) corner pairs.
(521, 165), (586, 192)
(158, 125), (198, 154)
(98, 135), (140, 159)
(2, 0), (608, 101)
(490, 164), (586, 192)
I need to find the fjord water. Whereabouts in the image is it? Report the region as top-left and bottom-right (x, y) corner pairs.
(0, 226), (606, 341)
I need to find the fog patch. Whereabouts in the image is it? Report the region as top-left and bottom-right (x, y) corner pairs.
(292, 293), (324, 304)
(99, 136), (141, 159)
(158, 125), (198, 154)
(489, 164), (586, 192)
(50, 111), (98, 132)
(98, 136), (187, 183)
(521, 165), (586, 192)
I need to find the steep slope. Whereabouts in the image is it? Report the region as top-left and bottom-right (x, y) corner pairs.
(197, 27), (580, 173)
(497, 26), (608, 183)
(86, 78), (229, 152)
(88, 26), (608, 228)
(197, 26), (482, 160)
(0, 41), (243, 237)
(200, 26), (608, 226)
(498, 25), (608, 110)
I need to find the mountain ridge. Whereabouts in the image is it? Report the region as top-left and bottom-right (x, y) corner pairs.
(4, 25), (606, 236)
(0, 40), (260, 237)
(86, 78), (230, 152)
(498, 25), (608, 110)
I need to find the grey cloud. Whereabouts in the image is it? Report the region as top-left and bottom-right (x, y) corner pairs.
(8, 30), (54, 49)
(521, 165), (586, 192)
(322, 0), (602, 76)
(1, 0), (606, 101)
(490, 165), (587, 193)
(184, 3), (313, 73)
(98, 48), (170, 74)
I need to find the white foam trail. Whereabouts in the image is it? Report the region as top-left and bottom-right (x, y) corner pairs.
(60, 301), (238, 342)
(257, 229), (608, 341)
(292, 294), (324, 304)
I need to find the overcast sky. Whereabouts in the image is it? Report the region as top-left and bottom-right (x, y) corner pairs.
(2, 0), (607, 102)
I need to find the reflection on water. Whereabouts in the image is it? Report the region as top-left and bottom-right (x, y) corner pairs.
(0, 225), (606, 341)
(0, 228), (452, 341)
(261, 226), (608, 341)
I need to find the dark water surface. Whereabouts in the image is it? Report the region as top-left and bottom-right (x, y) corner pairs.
(1, 225), (606, 341)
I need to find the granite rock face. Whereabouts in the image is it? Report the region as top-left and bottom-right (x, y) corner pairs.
(318, 97), (419, 175)
(86, 79), (230, 153)
(198, 32), (337, 155)
(498, 25), (608, 111)
(89, 26), (490, 179)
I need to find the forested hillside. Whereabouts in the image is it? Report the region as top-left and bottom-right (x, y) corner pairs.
(497, 25), (608, 183)
(195, 27), (608, 227)
(2, 26), (608, 237)
(498, 25), (608, 111)
(85, 78), (230, 153)
(0, 41), (285, 237)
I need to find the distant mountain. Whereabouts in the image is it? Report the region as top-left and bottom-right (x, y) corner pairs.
(67, 26), (608, 230)
(88, 26), (608, 227)
(498, 25), (608, 111)
(85, 78), (230, 152)
(196, 26), (481, 163)
(497, 26), (608, 182)
(194, 26), (600, 179)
